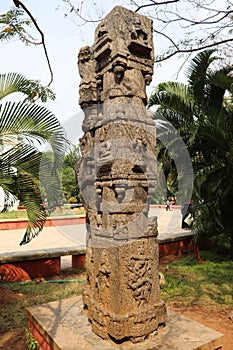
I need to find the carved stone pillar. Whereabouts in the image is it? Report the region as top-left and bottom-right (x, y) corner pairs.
(78, 6), (167, 344)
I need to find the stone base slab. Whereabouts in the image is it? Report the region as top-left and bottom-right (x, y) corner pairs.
(27, 296), (223, 350)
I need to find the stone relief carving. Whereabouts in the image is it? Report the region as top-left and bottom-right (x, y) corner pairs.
(126, 255), (153, 307)
(78, 5), (167, 344)
(95, 250), (111, 305)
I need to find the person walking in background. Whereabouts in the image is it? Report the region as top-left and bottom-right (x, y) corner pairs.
(166, 198), (171, 211)
(170, 196), (175, 209)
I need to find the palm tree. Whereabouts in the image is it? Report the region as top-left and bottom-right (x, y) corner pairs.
(149, 50), (233, 255)
(0, 72), (66, 245)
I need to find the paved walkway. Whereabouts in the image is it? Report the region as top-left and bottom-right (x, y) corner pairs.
(0, 206), (192, 269)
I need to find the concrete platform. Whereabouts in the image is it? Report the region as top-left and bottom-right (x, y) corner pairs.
(27, 296), (223, 350)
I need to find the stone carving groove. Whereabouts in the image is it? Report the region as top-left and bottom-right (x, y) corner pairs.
(78, 5), (167, 344)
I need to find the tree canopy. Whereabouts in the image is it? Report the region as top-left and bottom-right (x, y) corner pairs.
(149, 49), (233, 255)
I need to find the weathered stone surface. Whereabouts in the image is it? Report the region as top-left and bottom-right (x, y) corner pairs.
(26, 296), (224, 350)
(78, 5), (166, 343)
(83, 238), (166, 341)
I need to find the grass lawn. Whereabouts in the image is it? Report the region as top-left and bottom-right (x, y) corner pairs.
(160, 250), (233, 308)
(0, 251), (232, 349)
(0, 271), (86, 333)
(0, 210), (29, 219)
(0, 207), (85, 220)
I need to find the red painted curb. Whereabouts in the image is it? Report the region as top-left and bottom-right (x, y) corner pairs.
(0, 216), (86, 230)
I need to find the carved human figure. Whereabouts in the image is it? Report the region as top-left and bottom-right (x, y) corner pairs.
(78, 6), (167, 344)
(99, 140), (111, 159)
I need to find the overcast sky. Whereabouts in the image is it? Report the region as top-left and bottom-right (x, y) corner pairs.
(0, 0), (186, 144)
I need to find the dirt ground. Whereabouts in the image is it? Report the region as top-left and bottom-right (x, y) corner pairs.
(168, 303), (233, 350)
(0, 286), (232, 350)
(159, 255), (233, 350)
(1, 255), (233, 350)
(0, 287), (27, 350)
(0, 327), (25, 350)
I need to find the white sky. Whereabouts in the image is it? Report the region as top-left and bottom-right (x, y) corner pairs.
(0, 0), (187, 143)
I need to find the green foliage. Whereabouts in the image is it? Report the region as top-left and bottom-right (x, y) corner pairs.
(62, 147), (82, 203)
(0, 207), (85, 219)
(0, 210), (27, 219)
(155, 140), (178, 201)
(149, 49), (233, 255)
(161, 251), (233, 307)
(25, 328), (39, 350)
(0, 277), (85, 332)
(0, 8), (33, 45)
(0, 72), (66, 245)
(0, 72), (55, 103)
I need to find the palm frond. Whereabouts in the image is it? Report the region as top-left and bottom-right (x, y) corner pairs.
(0, 72), (29, 100)
(149, 50), (233, 254)
(0, 160), (47, 245)
(208, 69), (233, 92)
(205, 68), (233, 116)
(149, 82), (195, 117)
(186, 50), (217, 105)
(1, 143), (64, 203)
(0, 101), (67, 162)
(0, 72), (68, 244)
(0, 72), (56, 102)
(15, 171), (47, 245)
(0, 142), (65, 244)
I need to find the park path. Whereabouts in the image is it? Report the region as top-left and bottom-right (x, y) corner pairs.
(0, 206), (191, 269)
